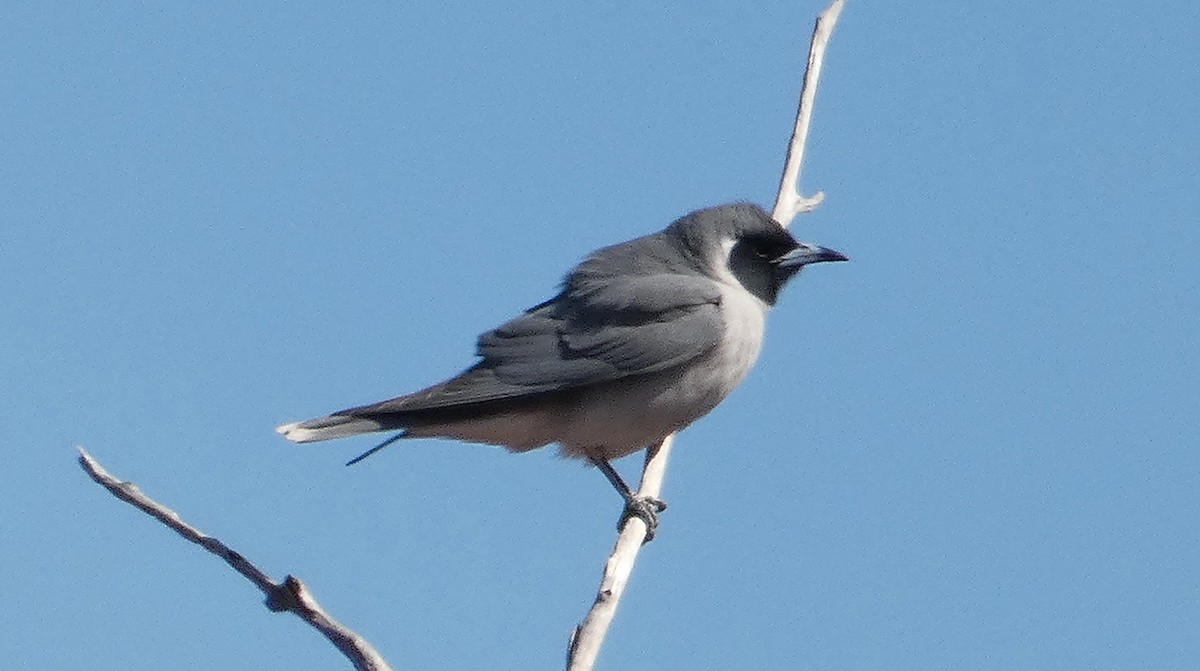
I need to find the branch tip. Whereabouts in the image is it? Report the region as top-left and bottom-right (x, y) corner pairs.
(771, 0), (844, 228)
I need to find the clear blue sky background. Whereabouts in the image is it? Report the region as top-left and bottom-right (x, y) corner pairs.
(3, 2), (1197, 669)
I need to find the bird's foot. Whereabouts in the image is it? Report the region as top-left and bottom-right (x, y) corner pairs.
(619, 495), (668, 543)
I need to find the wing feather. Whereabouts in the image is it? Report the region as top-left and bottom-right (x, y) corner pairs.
(340, 272), (723, 419)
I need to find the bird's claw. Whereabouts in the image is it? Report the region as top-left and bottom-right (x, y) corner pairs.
(620, 495), (668, 543)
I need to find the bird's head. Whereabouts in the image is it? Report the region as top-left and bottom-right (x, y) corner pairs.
(673, 203), (847, 305)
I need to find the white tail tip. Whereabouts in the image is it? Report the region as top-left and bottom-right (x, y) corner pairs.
(275, 416), (385, 443)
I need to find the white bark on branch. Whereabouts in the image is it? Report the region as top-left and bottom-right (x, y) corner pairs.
(565, 2), (846, 668)
(773, 0), (845, 229)
(566, 437), (672, 670)
(77, 448), (393, 671)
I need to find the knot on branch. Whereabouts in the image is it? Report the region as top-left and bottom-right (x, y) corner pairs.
(265, 575), (305, 613)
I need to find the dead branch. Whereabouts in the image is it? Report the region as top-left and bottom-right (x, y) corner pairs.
(77, 448), (393, 671)
(566, 438), (672, 670)
(773, 0), (846, 229)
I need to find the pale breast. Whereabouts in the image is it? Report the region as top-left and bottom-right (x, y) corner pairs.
(551, 282), (769, 460)
(702, 281), (769, 398)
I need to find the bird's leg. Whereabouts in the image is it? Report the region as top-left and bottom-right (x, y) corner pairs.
(588, 455), (668, 542)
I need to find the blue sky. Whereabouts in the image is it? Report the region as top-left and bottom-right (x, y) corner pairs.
(4, 2), (1198, 669)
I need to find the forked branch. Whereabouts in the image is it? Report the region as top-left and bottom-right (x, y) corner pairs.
(773, 0), (845, 229)
(77, 448), (393, 671)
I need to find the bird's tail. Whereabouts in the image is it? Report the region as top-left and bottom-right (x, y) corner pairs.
(276, 414), (387, 443)
(277, 414), (407, 466)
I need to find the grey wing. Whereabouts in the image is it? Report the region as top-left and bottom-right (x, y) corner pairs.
(346, 274), (724, 417)
(483, 273), (724, 387)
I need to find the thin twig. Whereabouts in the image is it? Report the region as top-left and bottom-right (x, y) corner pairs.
(76, 448), (393, 671)
(565, 2), (846, 668)
(772, 0), (845, 229)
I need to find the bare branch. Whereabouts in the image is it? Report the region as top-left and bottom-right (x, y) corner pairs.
(566, 2), (846, 668)
(566, 438), (672, 670)
(77, 448), (393, 671)
(772, 0), (846, 229)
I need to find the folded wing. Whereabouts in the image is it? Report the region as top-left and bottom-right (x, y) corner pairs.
(336, 272), (724, 422)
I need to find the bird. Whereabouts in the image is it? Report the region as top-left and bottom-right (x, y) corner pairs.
(277, 202), (846, 537)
